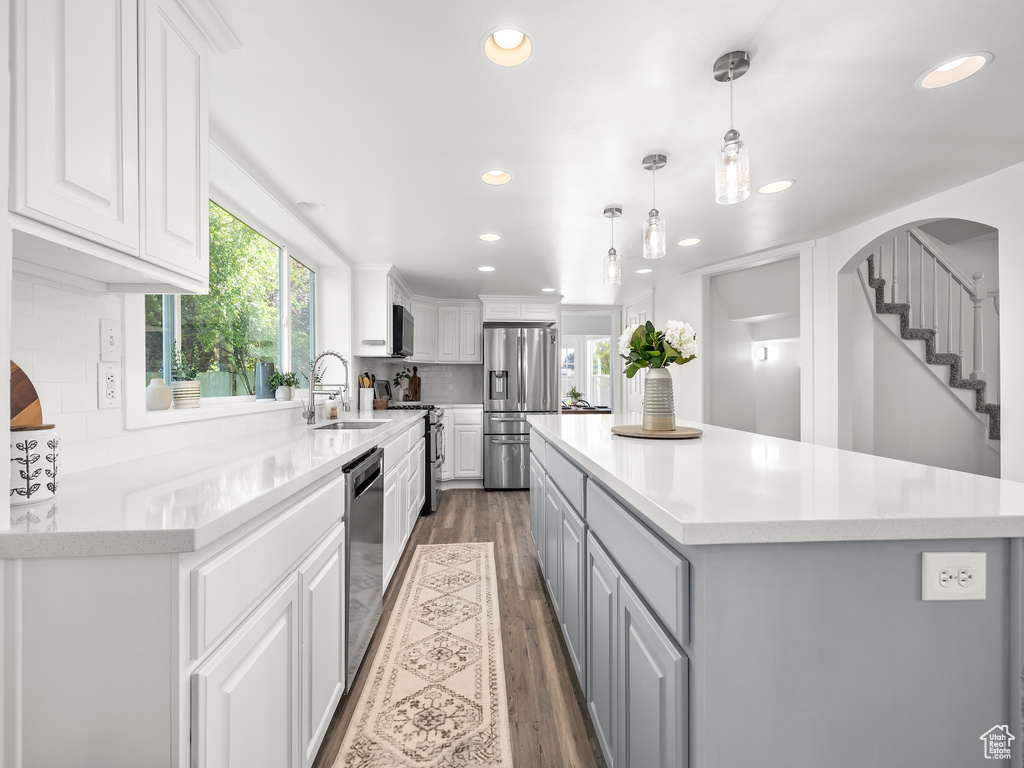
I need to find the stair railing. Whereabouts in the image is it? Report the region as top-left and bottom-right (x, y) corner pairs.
(872, 227), (994, 383)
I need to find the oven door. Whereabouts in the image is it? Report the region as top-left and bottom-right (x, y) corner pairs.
(484, 434), (530, 490)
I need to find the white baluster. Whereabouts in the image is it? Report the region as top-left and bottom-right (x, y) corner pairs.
(958, 286), (965, 363)
(971, 272), (987, 380)
(891, 236), (898, 303)
(918, 239), (924, 328)
(946, 271), (953, 354)
(932, 257), (939, 332)
(906, 232), (913, 325)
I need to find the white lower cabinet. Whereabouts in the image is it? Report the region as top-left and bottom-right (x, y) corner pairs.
(383, 421), (426, 589)
(192, 572), (301, 768)
(453, 424), (483, 478)
(383, 459), (402, 588)
(299, 523), (346, 768)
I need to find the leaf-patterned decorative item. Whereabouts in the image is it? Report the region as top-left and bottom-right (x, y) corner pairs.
(9, 426), (60, 506)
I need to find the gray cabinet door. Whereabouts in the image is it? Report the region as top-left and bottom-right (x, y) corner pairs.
(587, 536), (619, 768)
(543, 476), (562, 617)
(529, 455), (543, 553)
(559, 499), (587, 693)
(618, 578), (687, 768)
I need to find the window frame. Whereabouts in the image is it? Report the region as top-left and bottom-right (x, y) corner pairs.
(124, 198), (318, 428)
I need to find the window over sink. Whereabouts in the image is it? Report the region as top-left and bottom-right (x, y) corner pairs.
(144, 201), (316, 398)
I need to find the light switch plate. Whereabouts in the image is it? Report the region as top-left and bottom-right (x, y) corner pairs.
(922, 552), (986, 601)
(97, 362), (122, 409)
(100, 319), (122, 362)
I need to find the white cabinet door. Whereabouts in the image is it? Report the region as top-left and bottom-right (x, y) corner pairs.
(140, 0), (208, 279)
(414, 440), (426, 511)
(460, 305), (482, 362)
(405, 450), (419, 541)
(440, 413), (454, 481)
(521, 301), (558, 322)
(397, 455), (410, 548)
(16, 0), (140, 252)
(437, 305), (460, 362)
(411, 300), (437, 362)
(383, 466), (401, 588)
(192, 573), (300, 768)
(452, 424), (483, 479)
(299, 524), (345, 768)
(483, 300), (522, 321)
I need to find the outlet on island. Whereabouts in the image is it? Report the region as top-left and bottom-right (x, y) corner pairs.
(922, 552), (986, 601)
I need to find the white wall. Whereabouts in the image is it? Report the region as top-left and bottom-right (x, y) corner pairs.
(754, 340), (801, 441)
(815, 161), (1024, 481)
(707, 276), (756, 432)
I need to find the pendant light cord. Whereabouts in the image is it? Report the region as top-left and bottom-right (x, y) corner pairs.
(610, 212), (615, 248)
(652, 166), (657, 209)
(729, 64), (735, 130)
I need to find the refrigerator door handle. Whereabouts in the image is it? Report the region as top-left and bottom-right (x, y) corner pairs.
(519, 330), (527, 409)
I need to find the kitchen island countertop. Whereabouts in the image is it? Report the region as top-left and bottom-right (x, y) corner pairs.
(528, 413), (1024, 546)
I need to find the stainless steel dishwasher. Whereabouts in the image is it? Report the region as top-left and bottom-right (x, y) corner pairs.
(343, 446), (384, 688)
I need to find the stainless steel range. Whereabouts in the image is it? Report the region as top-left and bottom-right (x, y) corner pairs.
(388, 404), (444, 512)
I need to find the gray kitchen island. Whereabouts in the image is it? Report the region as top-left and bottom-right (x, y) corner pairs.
(528, 413), (1023, 768)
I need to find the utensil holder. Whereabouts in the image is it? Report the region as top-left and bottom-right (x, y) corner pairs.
(359, 388), (375, 411)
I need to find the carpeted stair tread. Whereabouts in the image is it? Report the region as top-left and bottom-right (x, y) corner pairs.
(866, 255), (999, 440)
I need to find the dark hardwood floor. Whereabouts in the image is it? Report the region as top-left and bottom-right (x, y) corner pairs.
(312, 488), (606, 768)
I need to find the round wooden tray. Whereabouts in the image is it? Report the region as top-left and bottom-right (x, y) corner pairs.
(611, 425), (703, 440)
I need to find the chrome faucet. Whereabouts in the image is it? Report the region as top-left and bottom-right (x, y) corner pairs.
(306, 350), (350, 424)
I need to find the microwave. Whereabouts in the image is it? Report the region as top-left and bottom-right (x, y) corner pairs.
(392, 304), (414, 357)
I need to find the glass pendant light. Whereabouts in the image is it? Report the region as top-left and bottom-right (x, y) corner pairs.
(641, 154), (667, 259)
(713, 51), (751, 205)
(603, 206), (622, 285)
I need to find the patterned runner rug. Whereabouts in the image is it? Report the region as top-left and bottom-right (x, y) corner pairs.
(334, 542), (513, 767)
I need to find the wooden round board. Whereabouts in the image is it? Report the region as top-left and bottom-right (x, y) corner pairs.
(611, 425), (703, 440)
(11, 361), (44, 427)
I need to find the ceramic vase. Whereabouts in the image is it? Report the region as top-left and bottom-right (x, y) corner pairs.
(145, 377), (173, 411)
(172, 380), (201, 409)
(9, 427), (60, 508)
(643, 367), (675, 431)
(275, 385), (294, 401)
(255, 362), (276, 400)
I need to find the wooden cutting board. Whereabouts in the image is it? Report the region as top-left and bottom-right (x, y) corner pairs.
(11, 361), (44, 427)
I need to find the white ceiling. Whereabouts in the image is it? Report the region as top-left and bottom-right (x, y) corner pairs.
(208, 0), (1024, 303)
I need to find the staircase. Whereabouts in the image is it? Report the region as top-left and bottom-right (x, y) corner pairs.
(865, 232), (1000, 440)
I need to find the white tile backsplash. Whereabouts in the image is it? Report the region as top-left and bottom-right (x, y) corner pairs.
(355, 359), (484, 404)
(10, 276), (309, 474)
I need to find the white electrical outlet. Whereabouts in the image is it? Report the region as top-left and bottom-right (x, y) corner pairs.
(922, 552), (986, 601)
(97, 362), (122, 409)
(100, 319), (122, 362)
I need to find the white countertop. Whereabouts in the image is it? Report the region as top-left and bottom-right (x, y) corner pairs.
(3, 411), (426, 559)
(528, 414), (1024, 546)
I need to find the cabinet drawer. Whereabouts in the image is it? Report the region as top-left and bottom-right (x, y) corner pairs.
(191, 476), (343, 658)
(587, 483), (689, 645)
(452, 407), (483, 425)
(383, 429), (412, 472)
(530, 429), (546, 466)
(544, 444), (585, 515)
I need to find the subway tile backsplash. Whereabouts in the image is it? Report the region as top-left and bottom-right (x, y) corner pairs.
(10, 277), (303, 475)
(355, 359), (483, 404)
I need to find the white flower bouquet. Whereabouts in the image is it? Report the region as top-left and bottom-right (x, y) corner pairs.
(619, 320), (698, 378)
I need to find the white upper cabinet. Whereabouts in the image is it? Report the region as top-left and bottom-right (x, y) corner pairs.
(139, 0), (209, 280)
(480, 295), (561, 323)
(460, 304), (482, 362)
(410, 300), (436, 362)
(11, 0), (215, 293)
(430, 301), (482, 363)
(15, 0), (140, 252)
(352, 267), (412, 357)
(437, 304), (460, 362)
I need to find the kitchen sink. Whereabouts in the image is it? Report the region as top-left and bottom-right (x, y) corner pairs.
(315, 421), (388, 430)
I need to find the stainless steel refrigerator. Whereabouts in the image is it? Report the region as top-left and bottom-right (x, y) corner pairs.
(483, 323), (558, 489)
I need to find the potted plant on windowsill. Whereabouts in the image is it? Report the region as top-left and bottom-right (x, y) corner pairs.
(170, 342), (201, 409)
(565, 385), (585, 408)
(268, 371), (300, 401)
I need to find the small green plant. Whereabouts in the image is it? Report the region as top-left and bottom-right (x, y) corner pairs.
(393, 367), (412, 389)
(302, 357), (326, 388)
(268, 371), (299, 389)
(566, 385), (584, 403)
(170, 342), (200, 382)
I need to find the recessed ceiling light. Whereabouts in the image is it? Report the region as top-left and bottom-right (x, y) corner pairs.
(478, 266), (495, 272)
(479, 233), (501, 242)
(296, 201), (326, 213)
(678, 238), (701, 247)
(917, 53), (992, 89)
(482, 170), (512, 186)
(484, 28), (533, 67)
(541, 288), (556, 292)
(758, 179), (794, 194)
(635, 268), (654, 274)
